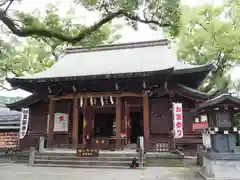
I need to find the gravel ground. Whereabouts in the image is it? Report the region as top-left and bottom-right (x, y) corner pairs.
(0, 163), (202, 180)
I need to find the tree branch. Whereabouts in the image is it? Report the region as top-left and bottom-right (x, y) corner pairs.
(0, 0), (9, 7)
(0, 9), (170, 44)
(197, 22), (208, 32)
(121, 11), (170, 27)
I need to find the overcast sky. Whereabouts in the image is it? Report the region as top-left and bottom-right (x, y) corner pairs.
(0, 0), (238, 97)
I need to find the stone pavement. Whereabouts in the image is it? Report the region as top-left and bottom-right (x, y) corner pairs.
(0, 163), (202, 180)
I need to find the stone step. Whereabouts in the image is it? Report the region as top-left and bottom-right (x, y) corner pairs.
(147, 163), (184, 167)
(146, 162), (184, 167)
(124, 144), (137, 149)
(146, 159), (183, 163)
(33, 151), (145, 168)
(12, 155), (28, 161)
(14, 150), (187, 168)
(28, 163), (140, 169)
(146, 158), (185, 167)
(35, 159), (133, 166)
(0, 157), (11, 163)
(36, 152), (138, 157)
(13, 151), (144, 168)
(146, 153), (183, 159)
(15, 160), (28, 163)
(35, 155), (142, 161)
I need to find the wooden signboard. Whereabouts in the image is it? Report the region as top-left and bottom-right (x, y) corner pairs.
(192, 122), (208, 132)
(76, 148), (99, 157)
(0, 132), (18, 149)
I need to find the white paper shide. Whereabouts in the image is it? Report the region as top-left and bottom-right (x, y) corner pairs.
(19, 108), (30, 139)
(172, 103), (183, 138)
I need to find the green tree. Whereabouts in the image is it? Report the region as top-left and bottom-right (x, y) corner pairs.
(173, 0), (240, 93)
(0, 0), (181, 90)
(0, 4), (117, 90)
(0, 0), (180, 43)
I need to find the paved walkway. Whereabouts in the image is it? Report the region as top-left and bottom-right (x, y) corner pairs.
(0, 163), (202, 180)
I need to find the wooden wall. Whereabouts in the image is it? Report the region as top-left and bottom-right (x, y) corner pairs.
(19, 99), (73, 150)
(52, 100), (72, 148)
(19, 94), (200, 151)
(19, 100), (48, 150)
(148, 95), (198, 149)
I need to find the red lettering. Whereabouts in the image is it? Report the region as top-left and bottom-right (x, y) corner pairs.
(175, 113), (182, 121)
(176, 106), (182, 112)
(176, 122), (182, 128)
(176, 130), (182, 137)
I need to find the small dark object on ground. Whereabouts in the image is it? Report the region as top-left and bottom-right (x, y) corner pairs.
(130, 157), (139, 168)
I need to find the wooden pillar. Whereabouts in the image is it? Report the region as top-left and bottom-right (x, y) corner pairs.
(47, 98), (55, 148)
(124, 100), (129, 144)
(116, 97), (122, 149)
(72, 97), (79, 148)
(82, 99), (88, 146)
(143, 94), (150, 149)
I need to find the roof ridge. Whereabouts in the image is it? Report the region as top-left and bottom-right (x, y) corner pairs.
(66, 39), (169, 54)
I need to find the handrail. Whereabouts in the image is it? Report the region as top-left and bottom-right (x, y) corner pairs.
(174, 147), (184, 157)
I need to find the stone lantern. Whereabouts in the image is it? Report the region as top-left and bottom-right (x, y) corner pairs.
(192, 93), (240, 179)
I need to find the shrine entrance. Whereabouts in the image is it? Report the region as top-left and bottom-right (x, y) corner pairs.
(78, 113), (83, 144)
(130, 111), (144, 143)
(94, 113), (115, 137)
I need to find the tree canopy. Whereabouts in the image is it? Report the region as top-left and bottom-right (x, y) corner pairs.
(0, 0), (181, 90)
(0, 0), (180, 43)
(0, 3), (119, 90)
(174, 0), (240, 93)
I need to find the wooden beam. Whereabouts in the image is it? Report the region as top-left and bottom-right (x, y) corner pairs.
(47, 98), (55, 148)
(116, 97), (122, 149)
(50, 92), (144, 101)
(72, 97), (79, 148)
(143, 94), (150, 149)
(127, 104), (143, 108)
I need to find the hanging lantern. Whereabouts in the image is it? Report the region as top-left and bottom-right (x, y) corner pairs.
(80, 97), (83, 107)
(110, 96), (114, 104)
(100, 96), (104, 106)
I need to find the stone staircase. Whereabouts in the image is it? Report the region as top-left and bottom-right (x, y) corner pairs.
(146, 152), (185, 167)
(11, 149), (187, 168)
(13, 150), (145, 169)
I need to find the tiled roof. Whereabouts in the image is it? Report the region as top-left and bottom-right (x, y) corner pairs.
(8, 40), (212, 81)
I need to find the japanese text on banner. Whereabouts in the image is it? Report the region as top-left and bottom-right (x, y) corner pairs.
(172, 103), (183, 138)
(19, 108), (29, 139)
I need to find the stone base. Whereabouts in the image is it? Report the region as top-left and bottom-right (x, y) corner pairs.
(196, 171), (240, 180)
(198, 151), (240, 180)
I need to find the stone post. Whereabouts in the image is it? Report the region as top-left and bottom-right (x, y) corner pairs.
(138, 149), (143, 168)
(138, 136), (145, 168)
(39, 136), (45, 153)
(29, 147), (36, 165)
